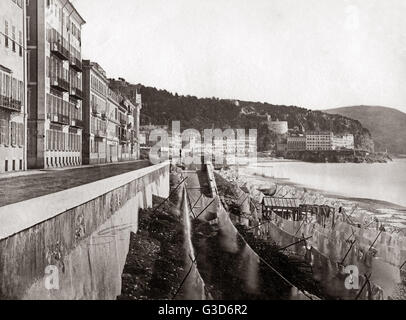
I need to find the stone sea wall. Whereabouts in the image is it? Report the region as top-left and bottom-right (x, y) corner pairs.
(0, 162), (170, 300)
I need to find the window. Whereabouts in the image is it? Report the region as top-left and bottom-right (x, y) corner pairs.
(26, 17), (30, 41)
(10, 122), (17, 146)
(0, 120), (9, 145)
(27, 51), (31, 81)
(4, 21), (9, 48)
(18, 31), (23, 56)
(12, 26), (16, 52)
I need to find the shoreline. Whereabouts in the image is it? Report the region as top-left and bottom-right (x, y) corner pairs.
(219, 165), (406, 234)
(268, 176), (406, 211)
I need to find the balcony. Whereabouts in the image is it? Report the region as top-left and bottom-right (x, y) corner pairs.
(0, 96), (22, 113)
(49, 113), (70, 125)
(95, 130), (107, 139)
(50, 77), (70, 92)
(70, 87), (83, 100)
(70, 119), (83, 128)
(50, 41), (70, 61)
(119, 133), (130, 144)
(92, 108), (101, 117)
(69, 56), (82, 72)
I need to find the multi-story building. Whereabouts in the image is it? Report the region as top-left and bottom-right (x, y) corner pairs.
(82, 61), (141, 164)
(26, 0), (85, 169)
(106, 88), (122, 162)
(305, 131), (333, 151)
(332, 134), (354, 150)
(0, 0), (27, 174)
(82, 60), (108, 164)
(119, 97), (139, 161)
(109, 78), (142, 160)
(287, 135), (306, 151)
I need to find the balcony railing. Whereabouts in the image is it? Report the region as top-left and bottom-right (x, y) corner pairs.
(49, 113), (70, 125)
(95, 130), (107, 138)
(92, 108), (101, 117)
(50, 41), (70, 61)
(50, 77), (70, 92)
(69, 56), (82, 72)
(70, 87), (83, 100)
(0, 95), (22, 112)
(119, 133), (130, 143)
(70, 119), (83, 128)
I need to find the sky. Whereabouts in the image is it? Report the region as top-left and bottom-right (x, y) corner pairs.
(71, 0), (406, 113)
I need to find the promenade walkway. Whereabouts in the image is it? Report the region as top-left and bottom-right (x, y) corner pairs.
(0, 160), (150, 207)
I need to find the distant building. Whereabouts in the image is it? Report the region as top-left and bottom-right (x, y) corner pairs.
(0, 0), (27, 173)
(277, 143), (288, 153)
(109, 78), (142, 103)
(287, 136), (306, 151)
(305, 131), (333, 151)
(266, 115), (288, 134)
(139, 125), (169, 148)
(26, 0), (85, 169)
(332, 134), (354, 150)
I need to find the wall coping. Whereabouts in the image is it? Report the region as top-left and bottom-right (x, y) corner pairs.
(0, 162), (170, 241)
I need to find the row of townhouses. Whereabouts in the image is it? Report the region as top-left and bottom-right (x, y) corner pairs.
(0, 0), (141, 174)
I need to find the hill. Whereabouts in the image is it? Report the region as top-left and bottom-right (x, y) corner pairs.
(325, 106), (406, 155)
(111, 81), (375, 152)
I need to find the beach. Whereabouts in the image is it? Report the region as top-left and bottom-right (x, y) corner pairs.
(219, 158), (406, 234)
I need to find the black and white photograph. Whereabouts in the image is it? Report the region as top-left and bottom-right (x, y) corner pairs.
(1, 0), (406, 312)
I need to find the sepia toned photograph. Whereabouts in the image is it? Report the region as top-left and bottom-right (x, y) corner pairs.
(1, 0), (406, 312)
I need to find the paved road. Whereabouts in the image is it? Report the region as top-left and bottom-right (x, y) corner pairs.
(0, 161), (150, 207)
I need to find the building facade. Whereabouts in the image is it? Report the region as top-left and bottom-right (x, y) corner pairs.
(26, 0), (85, 169)
(332, 134), (354, 150)
(287, 135), (306, 151)
(0, 0), (27, 174)
(82, 60), (108, 164)
(82, 61), (141, 164)
(305, 131), (333, 151)
(119, 97), (139, 161)
(106, 88), (121, 163)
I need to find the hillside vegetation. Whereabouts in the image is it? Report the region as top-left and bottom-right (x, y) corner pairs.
(117, 83), (375, 152)
(325, 106), (406, 155)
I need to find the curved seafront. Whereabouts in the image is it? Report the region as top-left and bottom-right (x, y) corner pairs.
(239, 158), (406, 231)
(246, 158), (406, 207)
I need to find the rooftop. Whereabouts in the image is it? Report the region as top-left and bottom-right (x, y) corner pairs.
(62, 0), (86, 25)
